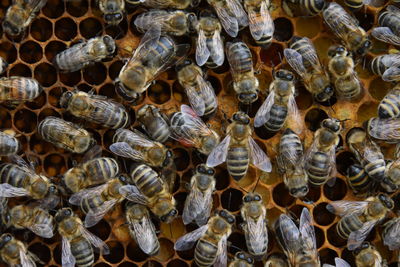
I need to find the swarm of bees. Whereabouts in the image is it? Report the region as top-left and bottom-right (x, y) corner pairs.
(1, 0), (400, 266)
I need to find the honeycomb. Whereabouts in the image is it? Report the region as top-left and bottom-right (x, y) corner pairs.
(0, 0), (398, 265)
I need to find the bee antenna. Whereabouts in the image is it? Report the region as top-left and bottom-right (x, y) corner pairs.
(228, 243), (244, 254)
(252, 175), (261, 193)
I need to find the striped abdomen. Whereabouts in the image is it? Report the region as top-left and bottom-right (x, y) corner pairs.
(337, 215), (364, 239)
(71, 237), (94, 267)
(199, 86), (217, 117)
(85, 158), (119, 182)
(0, 164), (29, 188)
(0, 133), (19, 156)
(290, 37), (319, 70)
(131, 164), (164, 198)
(205, 37), (219, 69)
(142, 36), (175, 71)
(140, 116), (170, 143)
(378, 89), (400, 118)
(227, 146), (250, 181)
(306, 151), (330, 186)
(33, 208), (53, 229)
(0, 77), (42, 102)
(227, 42), (253, 74)
(88, 99), (130, 129)
(370, 55), (389, 76)
(54, 43), (91, 72)
(379, 12), (400, 36)
(195, 239), (218, 267)
(245, 224), (268, 256)
(263, 104), (288, 133)
(362, 157), (385, 182)
(297, 0), (325, 15)
(279, 128), (303, 162)
(81, 194), (105, 214)
(346, 164), (371, 195)
(344, 0), (363, 10)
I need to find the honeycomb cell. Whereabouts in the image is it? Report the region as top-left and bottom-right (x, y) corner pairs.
(30, 18), (53, 42)
(28, 242), (51, 264)
(53, 244), (62, 265)
(127, 241), (149, 262)
(0, 41), (17, 64)
(296, 85), (313, 110)
(304, 185), (321, 203)
(83, 63), (107, 85)
(34, 63), (57, 87)
(354, 10), (374, 32)
(94, 263), (111, 267)
(221, 188), (243, 212)
(319, 248), (338, 265)
(103, 241), (125, 264)
(208, 75), (222, 96)
(25, 90), (46, 110)
(66, 0), (88, 17)
(38, 108), (61, 122)
(315, 226), (325, 249)
(13, 109), (37, 133)
(20, 41), (43, 64)
(48, 86), (66, 108)
(341, 248), (356, 267)
(45, 41), (67, 63)
(272, 182), (295, 207)
(88, 220), (111, 241)
(260, 43), (284, 67)
(155, 238), (175, 261)
(109, 60), (124, 80)
(168, 259), (189, 267)
(323, 178), (347, 201)
(357, 101), (378, 123)
(313, 202), (336, 226)
(9, 63), (32, 77)
(172, 80), (189, 103)
(295, 17), (321, 38)
(369, 77), (392, 101)
(59, 71), (82, 86)
(305, 108), (328, 131)
(55, 18), (78, 41)
(106, 20), (129, 40)
(327, 223), (347, 248)
(313, 36), (335, 62)
(173, 148), (190, 171)
(336, 151), (355, 176)
(228, 232), (247, 253)
(273, 18), (293, 42)
(44, 153), (66, 176)
(80, 18), (103, 39)
(144, 261), (162, 267)
(148, 81), (171, 104)
(215, 167), (231, 190)
(42, 0), (64, 18)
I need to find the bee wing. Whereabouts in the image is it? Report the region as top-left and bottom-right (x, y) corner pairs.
(326, 200), (369, 217)
(372, 27), (400, 46)
(368, 118), (400, 140)
(278, 213), (300, 263)
(379, 54), (400, 68)
(19, 248), (36, 267)
(195, 196), (213, 226)
(383, 219), (400, 250)
(174, 224), (209, 251)
(249, 137), (272, 172)
(183, 185), (213, 225)
(8, 154), (31, 169)
(119, 184), (149, 205)
(287, 94), (303, 134)
(37, 195), (60, 210)
(161, 159), (177, 193)
(245, 211), (267, 254)
(214, 5), (239, 37)
(61, 236), (76, 267)
(298, 38), (320, 67)
(214, 235), (228, 267)
(134, 10), (169, 32)
(382, 66), (400, 82)
(69, 184), (108, 206)
(29, 223), (54, 238)
(131, 211), (159, 255)
(206, 135), (230, 167)
(387, 4), (400, 13)
(323, 3), (359, 39)
(284, 49), (307, 77)
(80, 225), (110, 255)
(347, 220), (378, 250)
(334, 258), (351, 267)
(299, 208), (317, 253)
(0, 183), (29, 197)
(248, 0), (274, 40)
(84, 199), (118, 228)
(254, 90), (275, 127)
(227, 0), (249, 26)
(109, 142), (146, 161)
(82, 145), (102, 163)
(184, 85), (206, 117)
(19, 0), (47, 12)
(210, 30), (225, 66)
(127, 26), (161, 64)
(328, 145), (338, 179)
(196, 29), (211, 66)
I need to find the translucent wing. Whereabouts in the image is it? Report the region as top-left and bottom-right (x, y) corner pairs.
(326, 200), (369, 217)
(299, 208), (317, 253)
(206, 135), (230, 167)
(249, 137), (272, 172)
(109, 142), (146, 161)
(335, 257), (351, 267)
(82, 145), (102, 163)
(131, 212), (159, 255)
(323, 3), (359, 39)
(347, 220), (378, 250)
(196, 29), (211, 66)
(182, 184), (214, 225)
(372, 27), (400, 46)
(378, 54), (400, 68)
(227, 0), (249, 26)
(278, 214), (300, 263)
(368, 118), (400, 140)
(69, 184), (108, 206)
(328, 145), (338, 178)
(214, 235), (228, 267)
(184, 84), (206, 117)
(0, 183), (29, 197)
(29, 223), (54, 238)
(383, 219), (400, 250)
(284, 49), (307, 77)
(286, 94), (303, 134)
(80, 225), (110, 255)
(117, 129), (156, 147)
(210, 30), (224, 66)
(254, 90), (275, 127)
(245, 209), (267, 255)
(134, 10), (169, 33)
(84, 199), (118, 228)
(382, 66), (400, 82)
(298, 37), (320, 67)
(8, 154), (31, 169)
(213, 5), (239, 37)
(62, 236), (76, 267)
(174, 224), (209, 251)
(119, 184), (149, 205)
(387, 4), (400, 13)
(248, 0), (274, 40)
(19, 248), (36, 267)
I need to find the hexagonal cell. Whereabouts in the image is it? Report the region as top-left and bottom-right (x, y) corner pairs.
(9, 63), (32, 77)
(369, 77), (392, 101)
(319, 248), (338, 266)
(313, 202), (336, 226)
(305, 108), (328, 131)
(260, 43), (284, 67)
(25, 90), (46, 110)
(103, 241), (125, 264)
(105, 21), (129, 40)
(173, 148), (190, 171)
(80, 18), (103, 39)
(109, 60), (124, 80)
(215, 167), (231, 190)
(34, 63), (57, 87)
(20, 41), (43, 64)
(83, 63), (108, 85)
(94, 263), (111, 267)
(314, 226), (325, 248)
(118, 262), (138, 267)
(144, 261), (162, 267)
(295, 17), (321, 39)
(30, 18), (53, 42)
(323, 178), (347, 201)
(272, 182), (295, 207)
(148, 81), (171, 104)
(55, 18), (78, 41)
(336, 151), (356, 176)
(227, 232), (247, 253)
(154, 238), (175, 262)
(45, 41), (67, 62)
(13, 109), (37, 133)
(273, 18), (293, 42)
(354, 10), (374, 32)
(357, 101), (378, 123)
(66, 0), (88, 17)
(313, 36), (336, 62)
(168, 259), (189, 267)
(127, 241), (149, 262)
(42, 0), (64, 18)
(221, 188), (243, 212)
(44, 153), (67, 177)
(88, 219), (111, 241)
(28, 242), (51, 264)
(0, 109), (12, 129)
(0, 41), (17, 64)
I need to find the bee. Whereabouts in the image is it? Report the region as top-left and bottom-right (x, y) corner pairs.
(265, 254), (289, 267)
(377, 85), (400, 118)
(194, 10), (224, 68)
(2, 0), (46, 36)
(182, 164), (216, 226)
(62, 145), (120, 193)
(226, 40), (259, 104)
(0, 129), (20, 156)
(38, 116), (95, 154)
(322, 257), (351, 267)
(229, 252), (254, 267)
(366, 117), (400, 143)
(137, 104), (171, 143)
(207, 111), (271, 180)
(244, 0), (274, 48)
(125, 202), (160, 256)
(53, 35), (116, 73)
(327, 45), (362, 100)
(322, 2), (371, 58)
(176, 59), (218, 117)
(372, 5), (400, 47)
(134, 10), (196, 36)
(275, 208), (320, 267)
(116, 26), (189, 102)
(382, 217), (400, 252)
(59, 89), (130, 129)
(254, 69), (301, 134)
(55, 208), (109, 267)
(0, 76), (43, 106)
(0, 57), (8, 75)
(284, 36), (333, 103)
(241, 193), (268, 258)
(170, 105), (220, 155)
(346, 164), (373, 196)
(126, 0), (193, 9)
(327, 193), (394, 250)
(174, 209), (235, 267)
(370, 53), (400, 83)
(353, 242), (387, 267)
(207, 0), (248, 37)
(98, 0), (125, 25)
(277, 128), (308, 198)
(0, 233), (41, 266)
(304, 118), (341, 186)
(282, 0), (325, 17)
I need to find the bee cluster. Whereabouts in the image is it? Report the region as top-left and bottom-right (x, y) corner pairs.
(0, 0), (399, 265)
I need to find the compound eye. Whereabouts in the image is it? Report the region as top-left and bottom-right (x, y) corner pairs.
(276, 70), (284, 78)
(64, 209), (72, 216)
(238, 253), (245, 259)
(207, 168), (215, 175)
(290, 188), (298, 195)
(244, 195), (252, 202)
(160, 215), (167, 222)
(286, 73), (293, 80)
(219, 210), (227, 217)
(254, 194), (261, 201)
(119, 175), (127, 183)
(115, 13), (122, 19)
(247, 257), (253, 263)
(170, 209), (177, 216)
(232, 113), (240, 121)
(362, 242), (369, 249)
(227, 217), (234, 224)
(322, 120), (329, 128)
(49, 185), (57, 193)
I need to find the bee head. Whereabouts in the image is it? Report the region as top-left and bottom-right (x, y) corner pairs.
(232, 111), (250, 125)
(59, 91), (74, 109)
(353, 242), (371, 255)
(103, 35), (116, 54)
(243, 193), (262, 203)
(175, 59), (192, 72)
(2, 21), (21, 36)
(356, 39), (372, 57)
(218, 209), (235, 224)
(315, 85), (334, 102)
(236, 252), (254, 264)
(159, 205), (178, 223)
(321, 118), (341, 133)
(196, 164), (215, 175)
(274, 69), (294, 81)
(118, 174), (129, 184)
(0, 234), (13, 249)
(186, 12), (197, 31)
(378, 193), (394, 210)
(236, 79), (259, 104)
(328, 45), (347, 57)
(55, 208), (73, 223)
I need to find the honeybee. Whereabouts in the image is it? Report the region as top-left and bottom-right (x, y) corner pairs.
(327, 45), (362, 100)
(0, 76), (43, 105)
(125, 202), (160, 256)
(370, 53), (400, 82)
(137, 104), (171, 143)
(182, 164), (216, 226)
(275, 208), (320, 267)
(372, 5), (400, 47)
(207, 111), (272, 180)
(121, 164), (177, 223)
(284, 36), (333, 102)
(194, 10), (224, 68)
(241, 193), (268, 258)
(382, 144), (400, 192)
(0, 233), (41, 267)
(226, 40), (259, 104)
(254, 69), (301, 134)
(60, 89), (130, 129)
(55, 208), (109, 267)
(207, 0), (248, 37)
(127, 0), (193, 9)
(116, 26), (189, 102)
(326, 193), (394, 250)
(176, 59), (218, 117)
(229, 252), (254, 267)
(0, 57), (8, 75)
(3, 0), (46, 36)
(277, 128), (309, 198)
(53, 35), (116, 73)
(282, 0), (325, 17)
(98, 0), (125, 25)
(265, 254), (288, 267)
(62, 145), (120, 193)
(38, 116), (95, 154)
(322, 2), (371, 58)
(353, 242), (387, 267)
(0, 129), (20, 156)
(134, 10), (196, 36)
(366, 117), (400, 143)
(378, 86), (400, 119)
(174, 209), (235, 267)
(304, 118), (341, 186)
(346, 164), (373, 196)
(170, 105), (220, 155)
(244, 0), (274, 48)
(322, 257), (351, 267)
(382, 217), (400, 252)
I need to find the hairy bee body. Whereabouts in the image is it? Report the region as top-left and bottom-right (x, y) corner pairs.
(282, 0), (325, 17)
(54, 35), (116, 73)
(265, 254), (289, 267)
(38, 117), (95, 154)
(0, 77), (43, 104)
(383, 159), (400, 192)
(367, 117), (400, 143)
(354, 242), (387, 267)
(229, 252), (254, 267)
(137, 105), (170, 143)
(244, 0), (274, 48)
(98, 0), (125, 25)
(378, 7), (400, 37)
(382, 217), (400, 251)
(346, 164), (372, 196)
(0, 233), (39, 266)
(337, 214), (364, 239)
(378, 87), (400, 118)
(129, 0), (192, 9)
(0, 130), (20, 156)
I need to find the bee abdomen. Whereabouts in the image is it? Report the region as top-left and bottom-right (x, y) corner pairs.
(344, 0), (363, 10)
(299, 0), (325, 15)
(378, 89), (400, 118)
(280, 129), (303, 160)
(71, 238), (94, 267)
(227, 42), (253, 73)
(86, 158), (119, 181)
(337, 215), (363, 239)
(0, 134), (19, 156)
(131, 164), (163, 197)
(370, 56), (388, 76)
(146, 36), (175, 67)
(81, 195), (104, 214)
(246, 230), (268, 256)
(0, 164), (27, 187)
(306, 152), (330, 185)
(363, 159), (385, 182)
(263, 105), (288, 133)
(227, 146), (250, 181)
(146, 118), (171, 143)
(346, 164), (371, 194)
(195, 239), (218, 267)
(378, 13), (400, 34)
